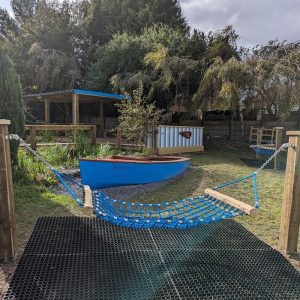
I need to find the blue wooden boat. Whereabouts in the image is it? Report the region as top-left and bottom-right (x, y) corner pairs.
(79, 156), (190, 189)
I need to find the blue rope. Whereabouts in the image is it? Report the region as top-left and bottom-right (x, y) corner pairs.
(51, 168), (257, 229)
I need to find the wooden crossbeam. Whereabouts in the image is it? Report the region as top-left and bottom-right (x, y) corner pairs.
(204, 188), (258, 217)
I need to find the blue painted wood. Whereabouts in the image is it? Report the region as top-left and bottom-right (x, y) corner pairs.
(73, 89), (131, 100)
(79, 157), (190, 189)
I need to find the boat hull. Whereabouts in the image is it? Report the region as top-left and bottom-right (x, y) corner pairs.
(79, 156), (190, 189)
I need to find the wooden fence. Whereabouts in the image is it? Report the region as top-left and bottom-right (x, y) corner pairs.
(203, 120), (298, 142)
(25, 124), (97, 149)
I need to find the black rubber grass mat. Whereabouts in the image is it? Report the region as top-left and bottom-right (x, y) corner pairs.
(4, 217), (300, 300)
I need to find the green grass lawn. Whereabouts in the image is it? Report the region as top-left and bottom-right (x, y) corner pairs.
(129, 144), (288, 248)
(13, 143), (297, 252)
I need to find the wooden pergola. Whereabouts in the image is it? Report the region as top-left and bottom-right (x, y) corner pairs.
(23, 89), (130, 135)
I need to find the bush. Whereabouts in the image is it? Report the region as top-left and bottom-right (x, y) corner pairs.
(0, 49), (25, 164)
(13, 150), (56, 185)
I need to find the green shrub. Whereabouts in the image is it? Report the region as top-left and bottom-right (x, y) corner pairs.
(72, 130), (90, 158)
(0, 49), (25, 164)
(13, 150), (56, 185)
(38, 145), (72, 167)
(41, 130), (54, 142)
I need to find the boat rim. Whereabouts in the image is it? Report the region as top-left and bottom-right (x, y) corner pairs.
(79, 156), (191, 164)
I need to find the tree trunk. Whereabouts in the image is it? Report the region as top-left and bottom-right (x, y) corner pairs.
(228, 110), (233, 140)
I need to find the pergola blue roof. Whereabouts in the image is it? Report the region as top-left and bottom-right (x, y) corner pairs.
(73, 89), (130, 100)
(23, 89), (131, 101)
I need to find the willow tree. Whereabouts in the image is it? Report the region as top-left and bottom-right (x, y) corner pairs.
(193, 57), (253, 139)
(248, 41), (300, 121)
(144, 46), (200, 122)
(0, 49), (25, 163)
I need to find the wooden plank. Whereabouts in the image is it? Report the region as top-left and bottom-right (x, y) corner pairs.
(29, 126), (37, 150)
(72, 93), (80, 125)
(83, 185), (93, 216)
(99, 101), (104, 137)
(90, 126), (97, 145)
(44, 98), (50, 124)
(158, 145), (204, 155)
(116, 128), (122, 150)
(153, 128), (159, 155)
(26, 125), (95, 131)
(278, 131), (300, 254)
(0, 120), (16, 261)
(204, 188), (258, 217)
(274, 127), (284, 169)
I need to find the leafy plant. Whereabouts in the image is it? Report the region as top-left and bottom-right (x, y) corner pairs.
(116, 83), (171, 150)
(41, 130), (54, 142)
(71, 130), (90, 158)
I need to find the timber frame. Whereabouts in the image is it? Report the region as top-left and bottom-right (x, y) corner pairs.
(23, 89), (130, 137)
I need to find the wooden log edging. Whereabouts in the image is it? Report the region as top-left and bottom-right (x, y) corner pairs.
(83, 185), (93, 216)
(204, 188), (258, 217)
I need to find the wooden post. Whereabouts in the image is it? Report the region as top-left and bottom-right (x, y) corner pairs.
(90, 125), (97, 145)
(44, 98), (50, 124)
(256, 128), (262, 160)
(99, 101), (104, 137)
(116, 128), (122, 150)
(72, 93), (79, 125)
(274, 127), (284, 169)
(29, 126), (37, 150)
(0, 120), (16, 261)
(153, 128), (159, 156)
(278, 131), (300, 254)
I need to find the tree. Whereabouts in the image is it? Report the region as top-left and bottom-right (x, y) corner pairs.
(0, 8), (17, 40)
(193, 57), (253, 138)
(247, 40), (300, 121)
(116, 83), (170, 149)
(0, 49), (25, 163)
(144, 45), (200, 118)
(4, 0), (81, 93)
(84, 0), (188, 46)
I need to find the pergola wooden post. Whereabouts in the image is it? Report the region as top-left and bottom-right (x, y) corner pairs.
(116, 128), (122, 150)
(278, 131), (300, 254)
(44, 98), (50, 124)
(99, 101), (104, 137)
(72, 93), (80, 125)
(0, 120), (16, 261)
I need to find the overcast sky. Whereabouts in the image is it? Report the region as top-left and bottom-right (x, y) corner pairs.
(1, 0), (300, 46)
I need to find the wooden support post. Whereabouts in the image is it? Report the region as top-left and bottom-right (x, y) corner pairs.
(72, 93), (79, 125)
(99, 101), (104, 137)
(116, 128), (122, 150)
(274, 127), (284, 169)
(256, 128), (262, 160)
(44, 98), (50, 124)
(29, 126), (37, 150)
(90, 126), (97, 145)
(278, 131), (300, 254)
(153, 128), (159, 156)
(0, 120), (16, 261)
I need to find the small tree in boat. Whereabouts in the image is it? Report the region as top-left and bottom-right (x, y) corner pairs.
(116, 83), (170, 152)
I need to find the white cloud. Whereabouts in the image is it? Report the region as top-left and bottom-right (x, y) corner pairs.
(180, 0), (300, 46)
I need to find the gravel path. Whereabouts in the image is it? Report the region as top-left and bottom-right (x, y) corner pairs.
(54, 168), (192, 201)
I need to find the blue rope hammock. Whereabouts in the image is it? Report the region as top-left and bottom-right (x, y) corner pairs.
(11, 135), (292, 229)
